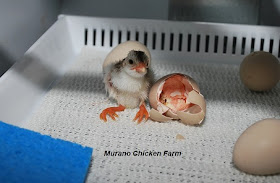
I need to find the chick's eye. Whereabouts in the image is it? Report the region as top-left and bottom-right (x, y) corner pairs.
(129, 59), (134, 64)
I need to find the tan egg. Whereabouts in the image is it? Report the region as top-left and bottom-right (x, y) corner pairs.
(240, 51), (280, 91)
(148, 73), (206, 125)
(233, 118), (280, 175)
(103, 40), (151, 69)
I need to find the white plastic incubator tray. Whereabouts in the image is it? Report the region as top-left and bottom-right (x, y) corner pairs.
(0, 15), (279, 182)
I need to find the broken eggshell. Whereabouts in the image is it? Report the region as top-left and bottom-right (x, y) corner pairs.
(149, 73), (206, 125)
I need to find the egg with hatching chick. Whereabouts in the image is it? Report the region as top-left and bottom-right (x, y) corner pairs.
(148, 73), (206, 125)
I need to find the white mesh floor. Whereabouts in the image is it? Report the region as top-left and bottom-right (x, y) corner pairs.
(23, 47), (280, 183)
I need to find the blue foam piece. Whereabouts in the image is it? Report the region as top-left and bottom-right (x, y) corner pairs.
(0, 121), (93, 183)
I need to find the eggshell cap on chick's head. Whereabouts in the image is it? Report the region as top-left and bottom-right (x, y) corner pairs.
(149, 73), (206, 125)
(103, 41), (151, 69)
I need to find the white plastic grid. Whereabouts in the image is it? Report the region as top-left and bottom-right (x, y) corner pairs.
(81, 16), (280, 61)
(23, 46), (280, 183)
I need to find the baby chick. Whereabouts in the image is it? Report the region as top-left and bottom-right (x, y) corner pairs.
(100, 50), (154, 123)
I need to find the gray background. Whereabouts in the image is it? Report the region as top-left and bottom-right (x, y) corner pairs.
(1, 0), (280, 76)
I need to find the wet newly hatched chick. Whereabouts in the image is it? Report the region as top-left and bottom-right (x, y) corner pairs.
(100, 50), (154, 123)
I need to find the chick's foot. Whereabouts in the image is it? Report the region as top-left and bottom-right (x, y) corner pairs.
(133, 104), (149, 123)
(100, 105), (125, 122)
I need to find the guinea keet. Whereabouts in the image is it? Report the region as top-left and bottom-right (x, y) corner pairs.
(100, 41), (154, 123)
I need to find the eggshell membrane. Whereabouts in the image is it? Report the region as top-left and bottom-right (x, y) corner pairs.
(233, 118), (280, 175)
(103, 41), (151, 70)
(149, 73), (206, 125)
(177, 91), (206, 125)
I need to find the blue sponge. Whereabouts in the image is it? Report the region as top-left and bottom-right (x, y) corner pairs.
(0, 121), (93, 183)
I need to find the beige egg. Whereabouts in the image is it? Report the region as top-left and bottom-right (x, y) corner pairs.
(233, 118), (280, 175)
(103, 40), (151, 70)
(148, 73), (206, 125)
(240, 51), (280, 91)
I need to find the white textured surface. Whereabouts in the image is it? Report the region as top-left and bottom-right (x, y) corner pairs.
(24, 47), (280, 183)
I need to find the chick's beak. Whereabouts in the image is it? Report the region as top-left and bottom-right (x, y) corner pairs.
(131, 62), (147, 73)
